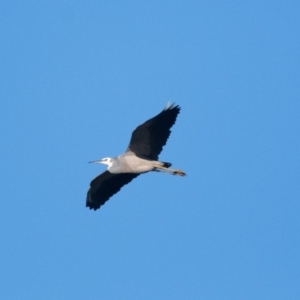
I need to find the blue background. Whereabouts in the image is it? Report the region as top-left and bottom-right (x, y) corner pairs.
(1, 1), (299, 299)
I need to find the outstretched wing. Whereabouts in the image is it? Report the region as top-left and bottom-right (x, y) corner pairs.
(86, 171), (139, 210)
(126, 102), (181, 160)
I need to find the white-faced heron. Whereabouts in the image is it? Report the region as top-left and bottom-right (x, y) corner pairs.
(86, 102), (186, 210)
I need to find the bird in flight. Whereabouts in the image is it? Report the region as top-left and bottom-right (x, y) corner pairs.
(86, 102), (186, 210)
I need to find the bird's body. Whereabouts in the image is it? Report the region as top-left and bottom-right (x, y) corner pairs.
(86, 102), (186, 210)
(103, 153), (169, 174)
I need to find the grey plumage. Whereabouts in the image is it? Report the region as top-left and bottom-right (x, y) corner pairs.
(86, 102), (186, 210)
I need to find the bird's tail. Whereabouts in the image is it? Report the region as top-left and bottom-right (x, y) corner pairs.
(161, 162), (172, 168)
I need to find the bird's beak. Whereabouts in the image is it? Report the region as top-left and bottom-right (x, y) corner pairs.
(88, 159), (102, 164)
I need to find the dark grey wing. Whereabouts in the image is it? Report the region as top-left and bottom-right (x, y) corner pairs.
(86, 171), (139, 210)
(126, 103), (180, 160)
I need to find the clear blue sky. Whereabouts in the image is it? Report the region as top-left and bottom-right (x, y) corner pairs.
(1, 1), (299, 299)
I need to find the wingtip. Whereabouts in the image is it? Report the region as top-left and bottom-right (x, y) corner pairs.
(164, 101), (180, 111)
(86, 200), (101, 210)
(86, 189), (101, 210)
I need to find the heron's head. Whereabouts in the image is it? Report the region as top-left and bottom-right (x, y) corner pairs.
(89, 157), (114, 167)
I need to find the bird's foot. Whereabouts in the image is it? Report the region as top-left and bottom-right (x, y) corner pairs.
(153, 165), (186, 176)
(172, 169), (186, 176)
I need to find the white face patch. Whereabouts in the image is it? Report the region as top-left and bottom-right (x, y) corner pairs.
(100, 157), (113, 166)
